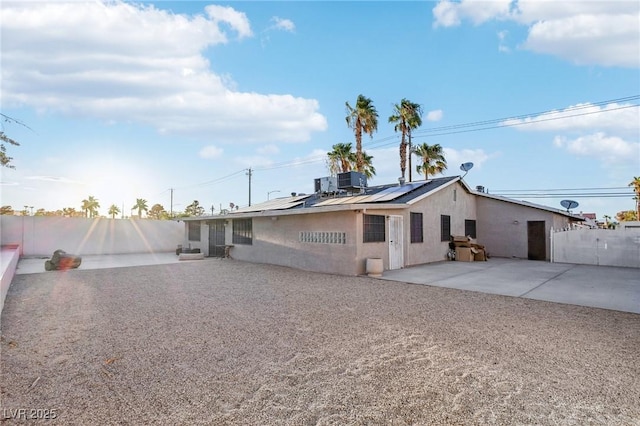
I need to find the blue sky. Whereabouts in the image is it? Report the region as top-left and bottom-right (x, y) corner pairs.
(1, 1), (638, 219)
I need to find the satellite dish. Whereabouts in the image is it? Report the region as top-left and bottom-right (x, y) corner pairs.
(560, 199), (579, 212)
(459, 162), (474, 178)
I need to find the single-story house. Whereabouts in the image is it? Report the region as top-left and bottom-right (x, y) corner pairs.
(180, 174), (583, 276)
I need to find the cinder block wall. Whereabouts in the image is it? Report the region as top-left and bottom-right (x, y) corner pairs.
(0, 216), (183, 256)
(551, 228), (640, 268)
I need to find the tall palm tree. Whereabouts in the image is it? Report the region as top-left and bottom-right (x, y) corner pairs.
(389, 99), (423, 182)
(345, 95), (378, 173)
(327, 143), (356, 175)
(414, 143), (447, 180)
(629, 176), (640, 220)
(108, 204), (121, 219)
(81, 196), (100, 218)
(132, 198), (148, 218)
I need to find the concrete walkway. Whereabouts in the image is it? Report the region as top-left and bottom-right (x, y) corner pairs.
(379, 258), (640, 314)
(14, 252), (186, 275)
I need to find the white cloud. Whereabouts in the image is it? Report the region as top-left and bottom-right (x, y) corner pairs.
(432, 0), (640, 68)
(25, 175), (85, 184)
(257, 144), (280, 155)
(497, 30), (510, 53)
(443, 148), (491, 171)
(199, 145), (224, 159)
(433, 0), (513, 28)
(271, 17), (296, 32)
(0, 2), (327, 143)
(426, 110), (443, 122)
(205, 5), (253, 39)
(502, 102), (639, 134)
(554, 133), (640, 164)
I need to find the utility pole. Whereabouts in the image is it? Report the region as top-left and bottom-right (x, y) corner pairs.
(170, 188), (174, 218)
(246, 167), (252, 206)
(408, 131), (412, 183)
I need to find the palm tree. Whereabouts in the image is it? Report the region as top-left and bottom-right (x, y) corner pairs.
(629, 176), (640, 220)
(81, 196), (100, 218)
(360, 151), (376, 179)
(389, 99), (423, 182)
(108, 204), (120, 219)
(132, 198), (148, 218)
(327, 143), (356, 175)
(345, 95), (378, 173)
(414, 143), (447, 180)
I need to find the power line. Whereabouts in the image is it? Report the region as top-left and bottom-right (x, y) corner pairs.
(169, 95), (640, 189)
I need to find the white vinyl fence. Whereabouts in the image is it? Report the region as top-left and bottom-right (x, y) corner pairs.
(1, 216), (183, 256)
(550, 227), (640, 268)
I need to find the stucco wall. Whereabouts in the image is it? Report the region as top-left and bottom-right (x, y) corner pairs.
(230, 211), (362, 275)
(552, 228), (640, 268)
(406, 183), (477, 266)
(475, 197), (571, 260)
(1, 216), (183, 256)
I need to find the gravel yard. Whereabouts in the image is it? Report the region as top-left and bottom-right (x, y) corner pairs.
(1, 259), (639, 425)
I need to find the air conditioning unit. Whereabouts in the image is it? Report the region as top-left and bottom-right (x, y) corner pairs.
(337, 171), (367, 191)
(314, 176), (338, 193)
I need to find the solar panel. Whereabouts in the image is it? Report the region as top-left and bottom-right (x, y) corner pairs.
(234, 195), (311, 213)
(315, 182), (425, 206)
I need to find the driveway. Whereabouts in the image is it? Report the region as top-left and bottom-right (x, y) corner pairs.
(379, 258), (640, 314)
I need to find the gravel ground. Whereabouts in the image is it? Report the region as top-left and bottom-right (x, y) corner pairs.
(1, 259), (639, 425)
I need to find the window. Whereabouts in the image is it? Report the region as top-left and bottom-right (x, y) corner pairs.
(440, 215), (451, 242)
(232, 219), (253, 245)
(410, 212), (423, 243)
(465, 219), (477, 239)
(363, 214), (385, 243)
(188, 221), (201, 241)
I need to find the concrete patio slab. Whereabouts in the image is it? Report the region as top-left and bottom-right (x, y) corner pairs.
(380, 258), (640, 314)
(14, 252), (186, 275)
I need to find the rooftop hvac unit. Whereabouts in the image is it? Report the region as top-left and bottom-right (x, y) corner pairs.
(314, 176), (338, 193)
(337, 171), (367, 191)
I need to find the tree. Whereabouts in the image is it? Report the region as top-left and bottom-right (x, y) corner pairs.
(132, 198), (148, 218)
(63, 207), (80, 217)
(360, 151), (376, 179)
(629, 176), (640, 221)
(81, 196), (100, 218)
(0, 113), (27, 169)
(108, 204), (121, 219)
(0, 205), (14, 215)
(148, 203), (168, 220)
(389, 99), (423, 181)
(345, 95), (378, 173)
(185, 200), (205, 217)
(327, 143), (356, 175)
(616, 210), (636, 222)
(414, 143), (447, 180)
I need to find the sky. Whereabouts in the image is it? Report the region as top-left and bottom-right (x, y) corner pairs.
(1, 0), (639, 219)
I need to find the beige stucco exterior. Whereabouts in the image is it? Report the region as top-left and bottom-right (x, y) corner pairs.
(476, 195), (574, 261)
(183, 179), (580, 275)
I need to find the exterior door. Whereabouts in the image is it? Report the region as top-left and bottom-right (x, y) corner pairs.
(527, 221), (546, 260)
(208, 220), (226, 258)
(388, 215), (404, 270)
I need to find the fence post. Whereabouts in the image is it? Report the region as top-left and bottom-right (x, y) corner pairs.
(550, 227), (554, 263)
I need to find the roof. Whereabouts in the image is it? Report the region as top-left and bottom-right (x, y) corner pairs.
(474, 191), (585, 220)
(232, 176), (460, 214)
(179, 175), (582, 221)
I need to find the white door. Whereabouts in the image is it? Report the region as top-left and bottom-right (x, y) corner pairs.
(388, 215), (404, 270)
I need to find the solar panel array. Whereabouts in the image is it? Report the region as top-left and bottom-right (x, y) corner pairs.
(315, 181), (425, 206)
(234, 195), (312, 213)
